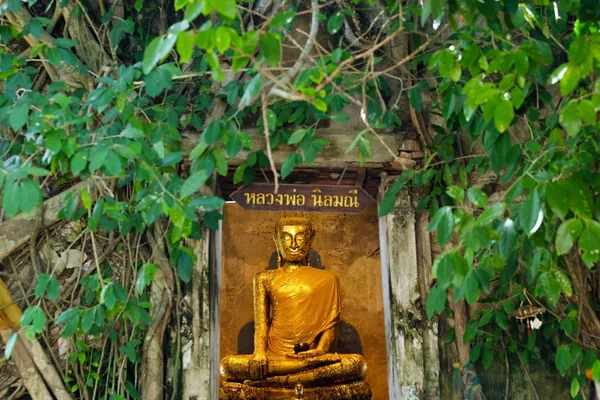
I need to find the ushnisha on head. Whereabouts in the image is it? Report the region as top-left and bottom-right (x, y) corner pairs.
(273, 213), (315, 264)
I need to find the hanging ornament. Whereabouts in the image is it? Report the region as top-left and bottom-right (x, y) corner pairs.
(508, 290), (545, 336)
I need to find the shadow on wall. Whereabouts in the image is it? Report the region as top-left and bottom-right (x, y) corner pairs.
(237, 249), (364, 355)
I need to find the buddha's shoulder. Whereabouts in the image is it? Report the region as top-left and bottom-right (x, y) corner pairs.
(254, 269), (278, 281)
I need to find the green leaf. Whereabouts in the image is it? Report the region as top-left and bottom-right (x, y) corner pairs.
(19, 179), (42, 214)
(9, 103), (28, 131)
(570, 376), (580, 398)
(463, 320), (478, 344)
(4, 333), (18, 359)
(34, 273), (50, 299)
(579, 99), (597, 125)
(202, 120), (223, 145)
(467, 187), (488, 208)
(270, 11), (295, 29)
(463, 273), (479, 304)
(215, 26), (231, 53)
(61, 312), (80, 338)
(281, 153), (297, 179)
(135, 263), (157, 294)
(560, 101), (582, 137)
(520, 40), (553, 64)
(213, 148), (228, 176)
(177, 251), (193, 283)
(476, 203), (505, 225)
(554, 269), (573, 297)
(467, 344), (481, 364)
(327, 12), (344, 34)
(547, 181), (570, 220)
(142, 33), (177, 74)
(547, 276), (562, 306)
(482, 349), (494, 369)
(592, 359), (600, 381)
(555, 344), (573, 376)
(205, 51), (224, 81)
(239, 74), (262, 109)
(81, 308), (95, 333)
(378, 169), (416, 217)
(71, 150), (88, 176)
(556, 219), (583, 256)
(511, 87), (525, 109)
(446, 186), (464, 203)
(260, 33), (280, 67)
(408, 87), (422, 111)
(330, 113), (349, 123)
(104, 152), (123, 176)
(2, 180), (19, 218)
(560, 65), (581, 96)
(494, 99), (514, 133)
(101, 285), (117, 309)
(46, 277), (59, 301)
(568, 36), (589, 65)
(142, 34), (177, 74)
(89, 147), (108, 172)
(495, 310), (508, 329)
(55, 307), (79, 325)
(208, 0), (236, 19)
(428, 206), (455, 247)
(180, 170), (211, 198)
(81, 189), (92, 210)
(188, 196), (225, 210)
(288, 129), (309, 145)
(498, 218), (517, 260)
(436, 252), (455, 290)
(233, 164), (246, 184)
(176, 31), (195, 63)
(519, 188), (542, 235)
(579, 220), (600, 267)
(425, 285), (446, 318)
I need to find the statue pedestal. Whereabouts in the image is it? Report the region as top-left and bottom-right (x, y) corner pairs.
(220, 381), (372, 400)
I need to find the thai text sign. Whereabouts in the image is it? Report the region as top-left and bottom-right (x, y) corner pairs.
(230, 184), (375, 213)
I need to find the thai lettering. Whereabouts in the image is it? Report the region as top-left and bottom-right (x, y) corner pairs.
(241, 186), (363, 210)
(344, 195), (359, 208)
(245, 193), (256, 204)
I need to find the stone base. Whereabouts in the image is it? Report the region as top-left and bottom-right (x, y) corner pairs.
(220, 381), (372, 400)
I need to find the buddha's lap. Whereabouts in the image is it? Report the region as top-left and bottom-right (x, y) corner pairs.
(220, 353), (366, 380)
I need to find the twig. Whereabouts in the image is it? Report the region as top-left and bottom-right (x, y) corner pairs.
(261, 91), (279, 193)
(268, 0), (319, 95)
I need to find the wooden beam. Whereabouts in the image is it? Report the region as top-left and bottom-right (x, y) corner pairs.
(182, 129), (414, 168)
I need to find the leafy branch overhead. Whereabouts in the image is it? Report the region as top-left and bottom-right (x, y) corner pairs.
(1, 0), (600, 398)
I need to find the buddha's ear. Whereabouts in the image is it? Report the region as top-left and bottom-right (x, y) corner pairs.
(272, 231), (281, 252)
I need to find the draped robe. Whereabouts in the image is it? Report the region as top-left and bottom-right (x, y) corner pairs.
(266, 267), (341, 355)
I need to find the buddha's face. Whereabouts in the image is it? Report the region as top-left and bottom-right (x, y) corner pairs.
(277, 224), (312, 263)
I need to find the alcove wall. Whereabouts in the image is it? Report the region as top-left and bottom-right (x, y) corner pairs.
(219, 202), (388, 398)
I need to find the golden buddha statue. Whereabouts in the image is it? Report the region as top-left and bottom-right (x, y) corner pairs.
(220, 215), (371, 399)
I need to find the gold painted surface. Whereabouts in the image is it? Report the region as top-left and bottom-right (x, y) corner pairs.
(220, 204), (388, 399)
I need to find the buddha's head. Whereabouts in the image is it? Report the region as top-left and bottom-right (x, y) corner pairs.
(274, 214), (315, 264)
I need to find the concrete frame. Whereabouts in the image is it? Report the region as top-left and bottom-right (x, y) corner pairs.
(190, 179), (439, 399)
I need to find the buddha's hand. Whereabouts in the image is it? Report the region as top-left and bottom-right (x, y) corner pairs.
(286, 349), (325, 359)
(249, 353), (268, 380)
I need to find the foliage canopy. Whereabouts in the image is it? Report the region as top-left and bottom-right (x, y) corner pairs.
(2, 0), (600, 398)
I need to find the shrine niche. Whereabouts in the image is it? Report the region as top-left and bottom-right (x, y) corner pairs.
(219, 204), (387, 399)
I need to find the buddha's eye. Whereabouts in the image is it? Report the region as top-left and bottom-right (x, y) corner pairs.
(282, 233), (292, 243)
(295, 233), (305, 244)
